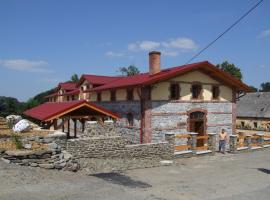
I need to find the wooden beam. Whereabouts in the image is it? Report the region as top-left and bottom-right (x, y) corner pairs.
(81, 119), (85, 132)
(74, 119), (77, 138)
(62, 118), (65, 132)
(53, 119), (57, 130)
(67, 118), (70, 139)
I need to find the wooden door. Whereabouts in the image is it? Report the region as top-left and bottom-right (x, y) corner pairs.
(189, 111), (206, 147)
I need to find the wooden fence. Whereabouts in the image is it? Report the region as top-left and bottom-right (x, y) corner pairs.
(230, 133), (270, 153)
(165, 132), (217, 157)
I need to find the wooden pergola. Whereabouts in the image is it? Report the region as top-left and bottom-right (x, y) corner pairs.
(24, 100), (120, 138)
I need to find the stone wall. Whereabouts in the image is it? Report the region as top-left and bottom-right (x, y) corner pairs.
(81, 121), (117, 138)
(96, 101), (233, 144)
(66, 136), (172, 160)
(96, 101), (141, 143)
(151, 101), (233, 143)
(64, 135), (173, 173)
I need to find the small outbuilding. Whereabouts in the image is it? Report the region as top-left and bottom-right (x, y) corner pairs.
(237, 92), (270, 132)
(24, 100), (119, 138)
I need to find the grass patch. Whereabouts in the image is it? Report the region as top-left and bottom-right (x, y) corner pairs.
(11, 133), (23, 149)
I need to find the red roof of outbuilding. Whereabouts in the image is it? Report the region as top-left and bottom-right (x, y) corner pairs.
(24, 100), (120, 121)
(91, 61), (251, 92)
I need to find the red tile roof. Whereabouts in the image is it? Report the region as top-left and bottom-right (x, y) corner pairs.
(24, 100), (120, 121)
(78, 74), (122, 86)
(58, 82), (77, 91)
(62, 89), (80, 96)
(91, 61), (251, 92)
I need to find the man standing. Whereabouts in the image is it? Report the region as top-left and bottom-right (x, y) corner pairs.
(219, 129), (228, 154)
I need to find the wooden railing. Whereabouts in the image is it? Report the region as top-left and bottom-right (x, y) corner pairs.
(170, 133), (217, 154)
(230, 133), (270, 153)
(236, 135), (247, 148)
(196, 135), (209, 151)
(263, 135), (270, 145)
(174, 134), (190, 151)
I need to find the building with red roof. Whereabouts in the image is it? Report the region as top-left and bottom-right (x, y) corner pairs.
(38, 51), (250, 144)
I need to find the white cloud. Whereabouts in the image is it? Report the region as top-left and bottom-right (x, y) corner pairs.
(0, 59), (53, 73)
(127, 37), (198, 55)
(105, 51), (125, 57)
(257, 29), (270, 39)
(162, 37), (198, 50)
(128, 41), (160, 51)
(139, 41), (160, 51)
(163, 50), (179, 57)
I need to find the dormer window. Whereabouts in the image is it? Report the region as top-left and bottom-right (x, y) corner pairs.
(170, 83), (180, 100)
(191, 84), (202, 99)
(111, 90), (116, 101)
(127, 89), (133, 101)
(81, 85), (89, 91)
(212, 86), (220, 100)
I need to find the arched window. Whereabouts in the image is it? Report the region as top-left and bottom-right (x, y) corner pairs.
(111, 90), (116, 101)
(212, 85), (220, 100)
(97, 92), (101, 102)
(127, 113), (134, 126)
(170, 83), (180, 100)
(127, 89), (134, 101)
(190, 111), (205, 120)
(191, 84), (202, 99)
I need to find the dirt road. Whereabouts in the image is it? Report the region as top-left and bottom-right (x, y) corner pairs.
(1, 150), (270, 200)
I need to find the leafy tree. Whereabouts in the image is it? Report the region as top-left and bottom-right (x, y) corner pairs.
(249, 85), (258, 92)
(23, 88), (56, 110)
(216, 61), (243, 80)
(23, 98), (40, 110)
(0, 96), (24, 117)
(260, 82), (270, 92)
(119, 65), (140, 76)
(70, 74), (79, 82)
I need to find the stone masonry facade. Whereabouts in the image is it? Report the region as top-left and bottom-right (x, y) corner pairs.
(97, 101), (234, 143)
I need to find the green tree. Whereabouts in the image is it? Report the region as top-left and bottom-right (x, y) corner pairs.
(0, 96), (24, 117)
(119, 65), (140, 76)
(260, 82), (270, 92)
(23, 88), (56, 111)
(249, 85), (258, 92)
(216, 61), (243, 80)
(70, 74), (79, 82)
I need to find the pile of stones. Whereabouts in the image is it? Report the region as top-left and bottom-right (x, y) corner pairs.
(0, 142), (80, 172)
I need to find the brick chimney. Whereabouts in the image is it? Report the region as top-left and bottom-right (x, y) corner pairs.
(149, 51), (161, 75)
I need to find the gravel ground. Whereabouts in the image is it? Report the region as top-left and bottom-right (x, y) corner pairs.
(1, 149), (270, 200)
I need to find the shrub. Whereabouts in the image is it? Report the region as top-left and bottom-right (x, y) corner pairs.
(11, 133), (23, 149)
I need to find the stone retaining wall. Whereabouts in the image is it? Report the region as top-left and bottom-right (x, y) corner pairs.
(66, 136), (173, 160)
(64, 135), (173, 173)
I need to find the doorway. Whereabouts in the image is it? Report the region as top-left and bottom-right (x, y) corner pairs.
(189, 111), (206, 147)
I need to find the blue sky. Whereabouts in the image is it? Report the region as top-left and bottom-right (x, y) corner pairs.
(0, 0), (269, 101)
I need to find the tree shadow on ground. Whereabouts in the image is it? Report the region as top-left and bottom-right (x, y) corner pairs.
(91, 172), (152, 188)
(257, 168), (270, 174)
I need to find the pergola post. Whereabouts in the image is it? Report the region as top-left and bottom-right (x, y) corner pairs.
(62, 118), (65, 132)
(81, 118), (85, 132)
(67, 117), (70, 139)
(74, 118), (77, 138)
(53, 119), (57, 130)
